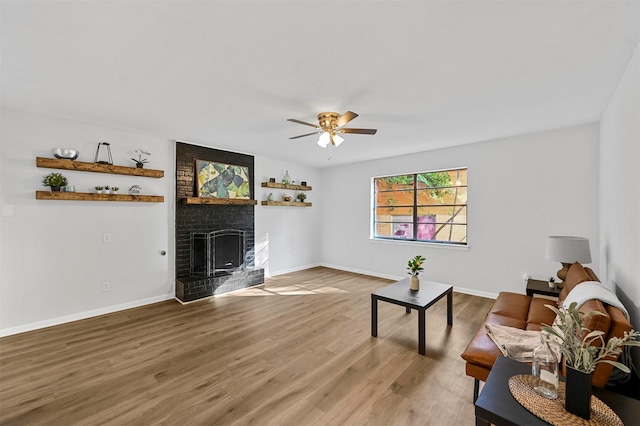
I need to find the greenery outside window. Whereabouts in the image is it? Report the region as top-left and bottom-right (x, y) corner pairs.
(373, 168), (467, 245)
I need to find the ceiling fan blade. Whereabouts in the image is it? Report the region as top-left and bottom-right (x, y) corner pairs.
(287, 118), (320, 129)
(339, 128), (378, 135)
(289, 131), (319, 140)
(336, 111), (358, 127)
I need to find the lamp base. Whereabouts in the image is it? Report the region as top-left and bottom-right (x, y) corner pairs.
(556, 262), (572, 284)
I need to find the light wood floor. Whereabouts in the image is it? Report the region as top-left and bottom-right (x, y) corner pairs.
(0, 267), (494, 425)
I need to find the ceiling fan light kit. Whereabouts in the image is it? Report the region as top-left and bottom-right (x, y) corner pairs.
(287, 111), (377, 149)
(317, 132), (330, 148)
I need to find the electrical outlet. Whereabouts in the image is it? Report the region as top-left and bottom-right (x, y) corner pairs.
(102, 282), (110, 292)
(102, 233), (111, 243)
(523, 273), (530, 284)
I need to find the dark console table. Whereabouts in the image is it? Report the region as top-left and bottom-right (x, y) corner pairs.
(475, 356), (640, 426)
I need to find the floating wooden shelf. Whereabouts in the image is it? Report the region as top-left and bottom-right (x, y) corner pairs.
(261, 182), (312, 191)
(36, 191), (164, 203)
(261, 201), (312, 207)
(36, 157), (164, 178)
(181, 197), (258, 205)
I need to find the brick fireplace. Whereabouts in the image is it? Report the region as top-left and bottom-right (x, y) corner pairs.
(175, 142), (264, 302)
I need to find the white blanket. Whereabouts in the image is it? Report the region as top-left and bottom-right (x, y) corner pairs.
(563, 281), (629, 319)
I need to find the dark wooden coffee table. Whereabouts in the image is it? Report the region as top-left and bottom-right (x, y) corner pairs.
(371, 278), (453, 355)
(475, 356), (640, 426)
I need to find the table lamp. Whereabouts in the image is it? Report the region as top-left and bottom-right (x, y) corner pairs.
(545, 236), (592, 282)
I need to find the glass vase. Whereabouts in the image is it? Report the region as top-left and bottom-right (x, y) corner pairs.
(531, 331), (559, 399)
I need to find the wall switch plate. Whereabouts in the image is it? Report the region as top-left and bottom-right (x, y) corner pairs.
(102, 233), (111, 243)
(102, 282), (110, 292)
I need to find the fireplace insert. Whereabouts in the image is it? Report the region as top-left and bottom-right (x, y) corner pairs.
(190, 229), (246, 277)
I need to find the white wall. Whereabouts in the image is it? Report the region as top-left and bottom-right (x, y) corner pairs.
(0, 109), (175, 335)
(0, 109), (607, 336)
(0, 109), (325, 335)
(319, 124), (600, 297)
(254, 158), (321, 276)
(600, 44), (639, 342)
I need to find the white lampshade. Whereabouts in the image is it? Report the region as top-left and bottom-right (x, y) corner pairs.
(317, 132), (330, 148)
(332, 134), (344, 147)
(545, 236), (592, 264)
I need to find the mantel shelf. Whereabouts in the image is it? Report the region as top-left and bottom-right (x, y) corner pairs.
(261, 182), (312, 191)
(181, 197), (258, 206)
(36, 191), (164, 203)
(36, 157), (164, 178)
(261, 201), (312, 207)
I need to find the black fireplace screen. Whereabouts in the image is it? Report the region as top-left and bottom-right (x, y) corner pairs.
(190, 229), (246, 276)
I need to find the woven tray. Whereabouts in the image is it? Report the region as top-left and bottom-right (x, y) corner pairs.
(508, 375), (623, 426)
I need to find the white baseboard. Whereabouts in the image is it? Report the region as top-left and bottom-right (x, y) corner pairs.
(1, 268), (497, 338)
(267, 262), (322, 277)
(0, 293), (175, 337)
(320, 262), (498, 299)
(319, 262), (402, 281)
(452, 286), (498, 299)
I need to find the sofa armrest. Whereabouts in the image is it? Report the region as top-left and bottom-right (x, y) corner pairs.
(590, 305), (634, 388)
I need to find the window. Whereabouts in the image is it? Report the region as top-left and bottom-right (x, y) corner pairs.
(373, 168), (467, 245)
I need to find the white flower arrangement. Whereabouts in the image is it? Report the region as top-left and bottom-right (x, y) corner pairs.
(131, 149), (150, 167)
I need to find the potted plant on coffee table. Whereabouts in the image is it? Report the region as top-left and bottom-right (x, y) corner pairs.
(407, 255), (425, 291)
(41, 172), (68, 191)
(542, 302), (639, 419)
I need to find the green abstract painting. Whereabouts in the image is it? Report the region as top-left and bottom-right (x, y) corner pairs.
(195, 159), (251, 199)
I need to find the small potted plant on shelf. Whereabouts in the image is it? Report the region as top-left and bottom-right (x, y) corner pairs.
(95, 186), (104, 194)
(548, 276), (556, 289)
(297, 193), (307, 203)
(103, 185), (111, 194)
(41, 172), (68, 192)
(111, 186), (119, 194)
(541, 302), (640, 419)
(131, 149), (150, 168)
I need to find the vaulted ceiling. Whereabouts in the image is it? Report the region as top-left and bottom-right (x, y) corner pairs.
(2, 1), (638, 167)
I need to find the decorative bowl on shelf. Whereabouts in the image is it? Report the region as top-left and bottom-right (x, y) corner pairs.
(51, 148), (79, 160)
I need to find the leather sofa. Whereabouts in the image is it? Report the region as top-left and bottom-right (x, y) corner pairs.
(461, 262), (633, 400)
